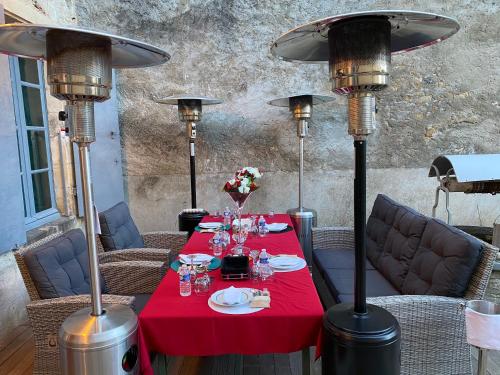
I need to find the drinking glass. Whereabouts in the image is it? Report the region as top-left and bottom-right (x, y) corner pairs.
(249, 249), (260, 280)
(258, 225), (269, 238)
(250, 216), (258, 236)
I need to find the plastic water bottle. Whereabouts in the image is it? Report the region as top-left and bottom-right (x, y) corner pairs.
(179, 264), (191, 296)
(259, 249), (273, 280)
(258, 215), (268, 237)
(258, 215), (266, 228)
(223, 206), (231, 227)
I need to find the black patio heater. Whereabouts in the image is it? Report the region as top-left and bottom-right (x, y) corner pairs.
(268, 94), (335, 264)
(0, 24), (169, 374)
(271, 10), (460, 374)
(156, 95), (222, 235)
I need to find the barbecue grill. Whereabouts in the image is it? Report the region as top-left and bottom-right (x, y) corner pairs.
(429, 154), (500, 224)
(268, 94), (335, 264)
(156, 95), (222, 235)
(271, 10), (459, 374)
(0, 24), (169, 374)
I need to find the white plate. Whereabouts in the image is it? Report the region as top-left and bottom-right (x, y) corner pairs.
(210, 288), (253, 307)
(269, 256), (301, 268)
(179, 253), (214, 265)
(271, 258), (307, 272)
(267, 223), (288, 232)
(199, 222), (223, 229)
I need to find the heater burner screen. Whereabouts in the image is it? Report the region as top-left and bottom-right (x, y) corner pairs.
(46, 30), (112, 101)
(328, 17), (391, 94)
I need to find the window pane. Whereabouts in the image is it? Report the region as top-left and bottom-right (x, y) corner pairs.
(31, 172), (51, 213)
(19, 58), (39, 84)
(21, 86), (44, 126)
(27, 130), (48, 170)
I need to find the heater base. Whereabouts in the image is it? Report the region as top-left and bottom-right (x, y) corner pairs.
(178, 208), (209, 237)
(59, 304), (139, 375)
(287, 207), (317, 265)
(322, 303), (401, 375)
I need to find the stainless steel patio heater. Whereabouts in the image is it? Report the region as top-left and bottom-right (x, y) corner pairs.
(268, 94), (334, 264)
(271, 10), (459, 374)
(155, 95), (222, 236)
(0, 24), (169, 374)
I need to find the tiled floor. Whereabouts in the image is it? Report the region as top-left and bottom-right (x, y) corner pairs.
(0, 324), (498, 375)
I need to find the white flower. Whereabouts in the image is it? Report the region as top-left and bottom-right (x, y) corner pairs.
(240, 177), (250, 187)
(246, 167), (262, 179)
(237, 185), (250, 194)
(228, 178), (236, 185)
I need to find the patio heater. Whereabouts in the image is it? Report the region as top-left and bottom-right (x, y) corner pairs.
(155, 95), (222, 236)
(271, 10), (459, 374)
(268, 94), (335, 264)
(0, 24), (169, 374)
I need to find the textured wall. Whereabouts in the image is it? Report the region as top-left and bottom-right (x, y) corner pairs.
(72, 0), (500, 231)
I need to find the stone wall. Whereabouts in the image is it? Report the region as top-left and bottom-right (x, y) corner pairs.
(72, 0), (500, 231)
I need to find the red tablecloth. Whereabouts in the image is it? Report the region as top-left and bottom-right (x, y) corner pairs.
(138, 214), (323, 375)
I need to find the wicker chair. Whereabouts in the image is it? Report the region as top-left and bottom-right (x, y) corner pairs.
(96, 201), (188, 262)
(312, 227), (498, 375)
(15, 232), (167, 375)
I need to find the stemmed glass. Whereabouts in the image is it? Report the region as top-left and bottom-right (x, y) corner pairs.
(232, 224), (249, 255)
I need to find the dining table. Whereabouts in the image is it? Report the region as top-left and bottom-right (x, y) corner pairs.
(138, 213), (324, 375)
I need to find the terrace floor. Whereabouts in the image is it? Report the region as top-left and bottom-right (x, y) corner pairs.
(0, 323), (499, 374)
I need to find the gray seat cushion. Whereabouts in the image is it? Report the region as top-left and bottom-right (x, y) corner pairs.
(402, 219), (483, 297)
(132, 293), (150, 313)
(324, 268), (400, 303)
(366, 194), (401, 268)
(99, 201), (144, 251)
(377, 206), (428, 290)
(23, 229), (107, 299)
(313, 248), (375, 276)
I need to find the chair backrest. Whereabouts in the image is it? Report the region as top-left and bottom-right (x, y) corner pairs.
(367, 194), (498, 299)
(464, 239), (498, 300)
(98, 201), (144, 251)
(15, 229), (106, 300)
(15, 233), (63, 301)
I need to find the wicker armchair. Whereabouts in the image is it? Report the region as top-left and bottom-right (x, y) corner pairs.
(96, 231), (187, 263)
(312, 226), (498, 375)
(15, 232), (167, 375)
(96, 201), (188, 262)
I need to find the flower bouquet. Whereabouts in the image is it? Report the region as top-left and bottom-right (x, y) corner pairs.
(223, 167), (262, 254)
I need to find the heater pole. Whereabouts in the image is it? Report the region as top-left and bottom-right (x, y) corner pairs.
(78, 143), (103, 316)
(299, 134), (304, 211)
(189, 139), (197, 208)
(354, 139), (367, 314)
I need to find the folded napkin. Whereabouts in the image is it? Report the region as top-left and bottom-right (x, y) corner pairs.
(250, 289), (271, 308)
(179, 253), (213, 264)
(232, 218), (253, 228)
(222, 286), (242, 305)
(200, 229), (216, 233)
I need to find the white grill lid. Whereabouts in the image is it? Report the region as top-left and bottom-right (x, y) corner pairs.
(428, 154), (500, 183)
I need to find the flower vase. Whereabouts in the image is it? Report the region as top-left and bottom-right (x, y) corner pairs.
(227, 191), (252, 254)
